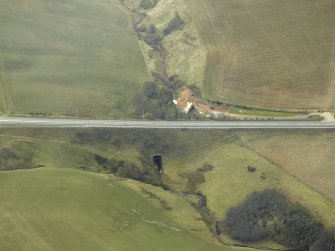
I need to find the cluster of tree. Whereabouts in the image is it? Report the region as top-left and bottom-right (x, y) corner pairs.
(133, 80), (179, 120)
(135, 14), (185, 47)
(140, 0), (159, 10)
(309, 230), (335, 251)
(131, 4), (189, 120)
(163, 14), (185, 36)
(0, 148), (34, 171)
(93, 154), (160, 186)
(217, 189), (334, 251)
(142, 24), (162, 48)
(73, 128), (186, 177)
(28, 111), (53, 116)
(134, 13), (184, 46)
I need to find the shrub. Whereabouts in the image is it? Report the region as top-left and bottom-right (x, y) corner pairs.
(163, 15), (184, 36)
(0, 148), (33, 170)
(93, 154), (160, 186)
(143, 81), (159, 98)
(310, 229), (335, 251)
(140, 0), (159, 10)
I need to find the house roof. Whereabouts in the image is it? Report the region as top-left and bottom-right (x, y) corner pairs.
(176, 88), (228, 115)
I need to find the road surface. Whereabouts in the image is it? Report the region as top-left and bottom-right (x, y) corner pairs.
(0, 117), (335, 129)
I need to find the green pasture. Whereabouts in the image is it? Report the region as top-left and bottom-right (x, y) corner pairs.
(164, 136), (335, 228)
(0, 0), (149, 118)
(0, 128), (334, 250)
(241, 130), (335, 202)
(0, 168), (236, 251)
(0, 130), (254, 251)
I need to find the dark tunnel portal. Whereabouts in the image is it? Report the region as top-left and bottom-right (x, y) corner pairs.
(153, 154), (163, 173)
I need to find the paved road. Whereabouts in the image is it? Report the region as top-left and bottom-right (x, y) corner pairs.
(0, 117), (335, 129)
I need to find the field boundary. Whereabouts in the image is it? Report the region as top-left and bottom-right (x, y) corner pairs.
(0, 76), (7, 113)
(111, 0), (152, 78)
(325, 39), (335, 108)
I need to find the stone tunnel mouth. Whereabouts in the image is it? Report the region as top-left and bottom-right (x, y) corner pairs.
(152, 154), (163, 173)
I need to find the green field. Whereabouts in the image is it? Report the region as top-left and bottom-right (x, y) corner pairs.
(0, 129), (255, 251)
(0, 0), (149, 118)
(241, 130), (335, 201)
(185, 0), (335, 111)
(0, 168), (235, 251)
(164, 136), (335, 226)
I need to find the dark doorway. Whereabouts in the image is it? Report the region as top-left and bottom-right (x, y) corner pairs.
(153, 154), (163, 174)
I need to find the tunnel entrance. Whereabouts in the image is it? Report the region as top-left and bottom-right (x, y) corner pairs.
(152, 154), (163, 174)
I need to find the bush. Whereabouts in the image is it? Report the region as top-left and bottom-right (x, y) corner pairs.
(93, 154), (160, 186)
(133, 84), (176, 120)
(143, 24), (162, 47)
(310, 229), (335, 251)
(140, 0), (159, 10)
(0, 148), (33, 170)
(143, 81), (159, 98)
(247, 166), (256, 172)
(163, 15), (184, 36)
(273, 203), (323, 249)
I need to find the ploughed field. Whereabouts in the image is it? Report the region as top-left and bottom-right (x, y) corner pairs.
(185, 0), (335, 110)
(0, 0), (149, 117)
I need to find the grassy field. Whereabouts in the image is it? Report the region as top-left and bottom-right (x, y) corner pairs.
(0, 0), (149, 118)
(164, 137), (335, 227)
(185, 0), (335, 110)
(0, 168), (237, 251)
(0, 129), (255, 251)
(162, 130), (335, 245)
(241, 130), (335, 202)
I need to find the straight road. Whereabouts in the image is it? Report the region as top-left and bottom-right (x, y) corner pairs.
(0, 117), (335, 129)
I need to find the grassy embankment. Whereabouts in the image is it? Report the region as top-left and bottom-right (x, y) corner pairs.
(0, 0), (149, 118)
(0, 168), (234, 251)
(0, 128), (335, 250)
(226, 106), (301, 118)
(0, 128), (256, 251)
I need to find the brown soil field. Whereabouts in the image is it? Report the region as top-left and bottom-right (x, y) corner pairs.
(185, 0), (335, 111)
(241, 131), (335, 201)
